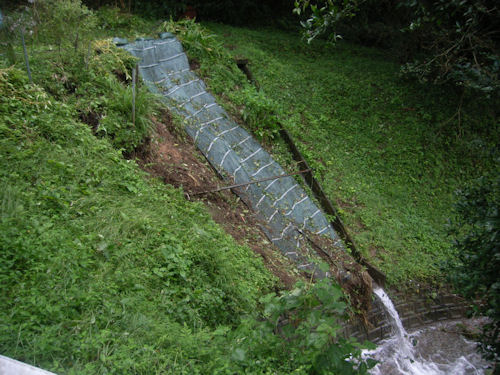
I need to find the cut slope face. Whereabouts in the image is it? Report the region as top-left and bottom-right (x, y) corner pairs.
(120, 34), (346, 278)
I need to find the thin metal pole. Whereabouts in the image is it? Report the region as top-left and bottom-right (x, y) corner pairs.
(85, 41), (91, 69)
(132, 64), (137, 126)
(21, 30), (32, 83)
(189, 169), (311, 196)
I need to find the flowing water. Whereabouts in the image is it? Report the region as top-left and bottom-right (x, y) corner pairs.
(362, 288), (491, 375)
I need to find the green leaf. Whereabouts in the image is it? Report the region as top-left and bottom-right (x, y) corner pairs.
(231, 348), (246, 362)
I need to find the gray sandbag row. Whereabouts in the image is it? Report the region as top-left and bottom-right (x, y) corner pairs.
(119, 34), (346, 278)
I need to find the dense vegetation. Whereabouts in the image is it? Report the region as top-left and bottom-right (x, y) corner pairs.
(450, 174), (499, 361)
(1, 0), (498, 371)
(294, 0), (499, 357)
(0, 66), (270, 373)
(1, 0), (295, 25)
(0, 2), (374, 374)
(295, 0), (500, 97)
(193, 24), (498, 357)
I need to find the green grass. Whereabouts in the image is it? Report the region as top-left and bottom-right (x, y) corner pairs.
(193, 23), (499, 286)
(1, 5), (495, 371)
(0, 66), (275, 373)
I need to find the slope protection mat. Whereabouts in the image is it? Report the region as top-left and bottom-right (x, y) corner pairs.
(119, 34), (346, 277)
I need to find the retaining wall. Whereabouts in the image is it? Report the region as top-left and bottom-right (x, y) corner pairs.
(342, 291), (469, 343)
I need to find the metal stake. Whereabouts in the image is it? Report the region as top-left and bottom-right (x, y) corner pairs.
(21, 30), (32, 83)
(132, 64), (137, 126)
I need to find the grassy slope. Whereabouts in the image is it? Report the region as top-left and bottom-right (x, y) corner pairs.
(0, 14), (369, 374)
(1, 7), (495, 371)
(0, 65), (273, 373)
(0, 6), (394, 372)
(201, 23), (498, 286)
(0, 60), (370, 375)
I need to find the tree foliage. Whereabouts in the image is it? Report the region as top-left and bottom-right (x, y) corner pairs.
(449, 172), (500, 361)
(293, 0), (361, 43)
(401, 0), (500, 95)
(35, 0), (96, 49)
(225, 279), (376, 374)
(294, 0), (500, 97)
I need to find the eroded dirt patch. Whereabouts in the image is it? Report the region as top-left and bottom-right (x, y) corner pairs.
(131, 110), (301, 290)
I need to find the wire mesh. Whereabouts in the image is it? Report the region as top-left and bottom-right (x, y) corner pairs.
(119, 35), (348, 278)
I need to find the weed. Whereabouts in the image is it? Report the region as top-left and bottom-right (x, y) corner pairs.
(0, 67), (272, 373)
(159, 19), (282, 141)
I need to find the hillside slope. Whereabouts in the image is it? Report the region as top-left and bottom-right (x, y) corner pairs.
(0, 66), (273, 373)
(0, 30), (370, 373)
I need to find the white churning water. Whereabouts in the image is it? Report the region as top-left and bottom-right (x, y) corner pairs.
(362, 287), (490, 375)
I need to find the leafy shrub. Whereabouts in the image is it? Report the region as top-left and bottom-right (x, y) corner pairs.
(0, 12), (16, 64)
(449, 172), (500, 361)
(224, 279), (376, 374)
(32, 0), (97, 50)
(159, 18), (227, 61)
(89, 39), (138, 78)
(2, 3), (157, 154)
(93, 75), (157, 152)
(87, 40), (157, 151)
(160, 19), (282, 140)
(240, 87), (281, 140)
(294, 0), (359, 44)
(0, 67), (273, 373)
(399, 0), (500, 96)
(20, 35), (156, 153)
(294, 0), (500, 98)
(94, 6), (153, 37)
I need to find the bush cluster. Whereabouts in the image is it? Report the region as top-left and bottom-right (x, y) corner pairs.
(449, 173), (500, 361)
(295, 0), (500, 99)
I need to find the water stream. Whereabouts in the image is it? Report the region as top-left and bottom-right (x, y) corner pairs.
(362, 287), (490, 375)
